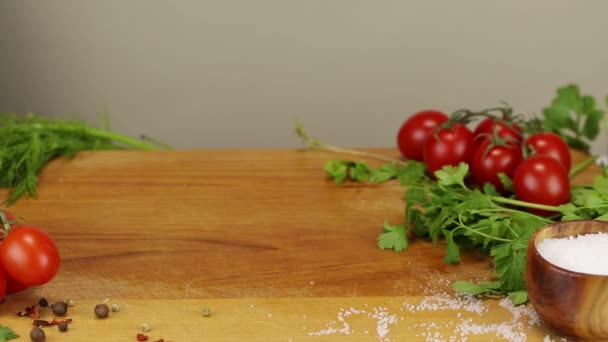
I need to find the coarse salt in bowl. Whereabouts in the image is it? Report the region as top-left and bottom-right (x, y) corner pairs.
(526, 220), (608, 340)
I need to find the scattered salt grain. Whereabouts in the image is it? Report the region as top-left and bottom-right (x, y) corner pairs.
(445, 297), (540, 342)
(307, 280), (543, 341)
(537, 232), (608, 275)
(499, 297), (540, 327)
(307, 306), (397, 340)
(407, 292), (487, 315)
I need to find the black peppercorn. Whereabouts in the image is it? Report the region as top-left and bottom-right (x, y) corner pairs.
(38, 298), (49, 308)
(58, 321), (69, 332)
(95, 303), (110, 318)
(51, 301), (68, 316)
(30, 327), (46, 342)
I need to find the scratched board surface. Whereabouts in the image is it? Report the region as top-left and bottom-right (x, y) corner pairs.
(0, 149), (594, 340)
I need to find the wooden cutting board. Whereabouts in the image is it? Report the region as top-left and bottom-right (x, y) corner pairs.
(0, 148), (597, 341)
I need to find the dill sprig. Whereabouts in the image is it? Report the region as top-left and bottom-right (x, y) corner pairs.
(0, 113), (164, 205)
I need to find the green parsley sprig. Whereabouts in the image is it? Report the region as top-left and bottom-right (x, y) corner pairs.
(538, 84), (605, 152)
(329, 160), (608, 304)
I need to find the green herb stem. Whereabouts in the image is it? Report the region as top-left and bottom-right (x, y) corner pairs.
(316, 143), (406, 165)
(470, 208), (554, 224)
(140, 134), (173, 149)
(295, 119), (406, 166)
(574, 204), (608, 211)
(490, 196), (562, 212)
(568, 156), (597, 179)
(83, 127), (157, 150)
(46, 125), (159, 151)
(454, 219), (514, 243)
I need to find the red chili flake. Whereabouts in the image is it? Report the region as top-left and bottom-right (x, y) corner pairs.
(136, 333), (149, 341)
(154, 339), (165, 342)
(32, 318), (73, 326)
(17, 304), (39, 318)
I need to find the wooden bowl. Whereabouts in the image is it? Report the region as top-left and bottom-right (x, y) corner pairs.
(526, 220), (608, 340)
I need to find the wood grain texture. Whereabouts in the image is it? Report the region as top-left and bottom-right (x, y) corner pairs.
(0, 148), (599, 340)
(1, 297), (556, 342)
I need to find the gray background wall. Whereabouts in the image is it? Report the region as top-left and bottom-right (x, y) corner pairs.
(1, 1), (607, 153)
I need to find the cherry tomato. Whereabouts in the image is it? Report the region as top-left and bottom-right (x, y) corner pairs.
(4, 273), (28, 294)
(525, 132), (571, 171)
(471, 140), (522, 193)
(474, 118), (522, 146)
(0, 226), (60, 286)
(397, 110), (448, 161)
(513, 155), (570, 215)
(423, 123), (475, 176)
(0, 256), (29, 294)
(0, 263), (6, 301)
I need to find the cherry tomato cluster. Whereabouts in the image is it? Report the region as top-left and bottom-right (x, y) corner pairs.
(397, 110), (572, 212)
(0, 210), (60, 301)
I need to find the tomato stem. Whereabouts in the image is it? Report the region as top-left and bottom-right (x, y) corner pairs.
(443, 104), (516, 129)
(0, 211), (11, 239)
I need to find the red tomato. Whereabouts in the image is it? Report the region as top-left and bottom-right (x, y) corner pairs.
(0, 263), (6, 301)
(0, 259), (28, 294)
(471, 140), (522, 193)
(423, 123), (475, 176)
(525, 132), (571, 171)
(5, 276), (28, 294)
(0, 226), (60, 286)
(513, 155), (570, 215)
(397, 110), (448, 161)
(474, 118), (522, 146)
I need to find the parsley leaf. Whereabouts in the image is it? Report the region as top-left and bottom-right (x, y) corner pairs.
(542, 84), (605, 152)
(369, 163), (400, 183)
(349, 161), (370, 182)
(507, 290), (529, 305)
(490, 230), (532, 293)
(324, 159), (430, 186)
(0, 326), (19, 342)
(377, 221), (408, 252)
(443, 229), (460, 264)
(403, 187), (427, 204)
(435, 163), (469, 188)
(396, 161), (428, 186)
(324, 160), (349, 184)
